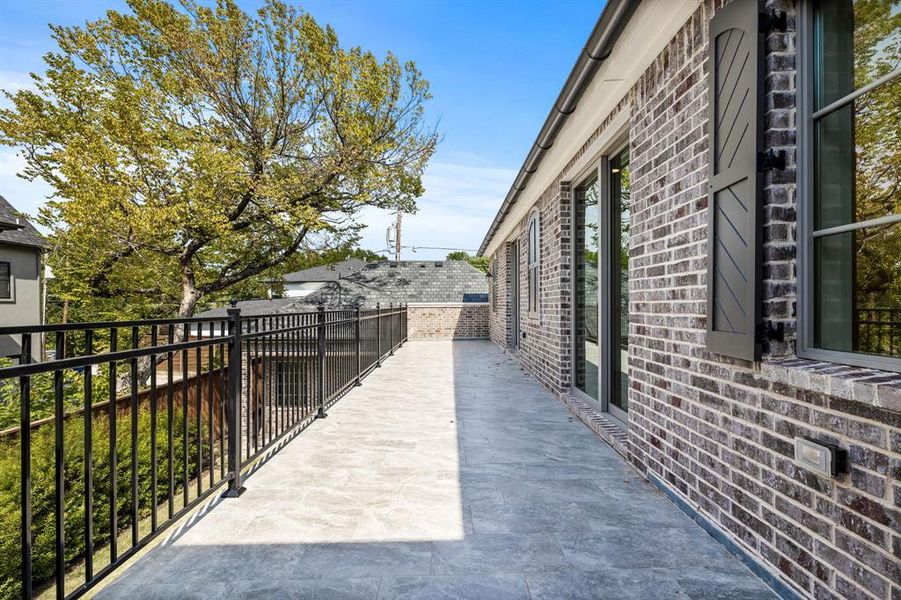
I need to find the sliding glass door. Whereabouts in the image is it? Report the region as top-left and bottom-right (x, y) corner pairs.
(574, 177), (599, 400)
(573, 146), (630, 420)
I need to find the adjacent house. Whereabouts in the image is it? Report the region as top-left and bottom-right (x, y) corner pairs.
(281, 258), (367, 298)
(198, 260), (490, 340)
(0, 194), (44, 361)
(479, 1), (901, 599)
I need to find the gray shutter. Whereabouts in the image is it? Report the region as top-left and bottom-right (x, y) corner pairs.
(706, 0), (764, 361)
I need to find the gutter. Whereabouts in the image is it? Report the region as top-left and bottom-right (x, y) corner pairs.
(477, 0), (638, 256)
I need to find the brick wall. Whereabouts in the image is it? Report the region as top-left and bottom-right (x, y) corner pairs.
(627, 2), (901, 599)
(407, 303), (489, 340)
(484, 1), (901, 598)
(488, 182), (574, 396)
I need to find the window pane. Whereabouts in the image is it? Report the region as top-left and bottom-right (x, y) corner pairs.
(0, 262), (9, 299)
(815, 0), (901, 109)
(575, 178), (599, 400)
(815, 223), (901, 357)
(814, 77), (901, 229)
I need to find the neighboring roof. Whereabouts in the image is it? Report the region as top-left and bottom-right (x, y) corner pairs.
(283, 258), (366, 283)
(477, 0), (636, 256)
(195, 260), (489, 318)
(0, 194), (45, 249)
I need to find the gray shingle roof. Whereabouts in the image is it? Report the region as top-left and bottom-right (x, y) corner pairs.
(0, 194), (45, 249)
(195, 260), (489, 318)
(283, 258), (366, 283)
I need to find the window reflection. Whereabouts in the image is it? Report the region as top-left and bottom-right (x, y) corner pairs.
(812, 0), (901, 359)
(575, 178), (599, 400)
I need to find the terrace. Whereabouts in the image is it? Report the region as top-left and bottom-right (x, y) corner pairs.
(1, 308), (776, 599)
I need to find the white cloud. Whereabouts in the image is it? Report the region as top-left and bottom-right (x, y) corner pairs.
(0, 70), (38, 94)
(355, 161), (514, 260)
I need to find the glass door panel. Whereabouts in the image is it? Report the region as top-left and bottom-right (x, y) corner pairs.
(610, 149), (630, 415)
(575, 177), (599, 400)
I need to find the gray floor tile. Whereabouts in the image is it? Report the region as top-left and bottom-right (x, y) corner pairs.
(431, 533), (571, 575)
(499, 479), (605, 504)
(526, 569), (688, 600)
(378, 574), (530, 600)
(97, 341), (774, 600)
(470, 502), (587, 534)
(290, 542), (433, 579)
(224, 578), (381, 599)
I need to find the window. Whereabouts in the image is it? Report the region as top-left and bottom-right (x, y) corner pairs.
(0, 262), (10, 300)
(491, 257), (497, 311)
(527, 209), (540, 314)
(801, 0), (901, 367)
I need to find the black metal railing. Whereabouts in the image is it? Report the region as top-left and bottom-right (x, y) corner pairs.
(856, 307), (901, 357)
(0, 303), (407, 599)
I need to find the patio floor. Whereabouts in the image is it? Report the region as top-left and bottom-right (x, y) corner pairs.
(96, 340), (775, 600)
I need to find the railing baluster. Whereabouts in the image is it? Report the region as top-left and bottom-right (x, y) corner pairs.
(219, 322), (226, 481)
(376, 303), (381, 367)
(20, 333), (32, 600)
(181, 334), (189, 509)
(149, 325), (158, 533)
(83, 329), (94, 582)
(54, 331), (65, 600)
(108, 328), (118, 563)
(208, 321), (215, 489)
(166, 326), (175, 519)
(129, 327), (139, 549)
(196, 325), (203, 497)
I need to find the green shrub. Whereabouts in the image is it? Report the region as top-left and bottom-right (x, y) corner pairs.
(0, 405), (212, 599)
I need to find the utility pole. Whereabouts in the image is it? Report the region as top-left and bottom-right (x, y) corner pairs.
(394, 210), (402, 262)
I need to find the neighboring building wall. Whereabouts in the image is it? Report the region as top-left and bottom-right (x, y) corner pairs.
(407, 303), (489, 340)
(0, 244), (41, 360)
(484, 1), (901, 599)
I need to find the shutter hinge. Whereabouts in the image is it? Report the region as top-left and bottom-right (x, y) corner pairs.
(760, 8), (788, 33)
(758, 149), (787, 171)
(757, 320), (785, 342)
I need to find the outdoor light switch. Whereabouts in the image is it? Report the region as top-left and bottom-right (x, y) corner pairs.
(793, 437), (847, 477)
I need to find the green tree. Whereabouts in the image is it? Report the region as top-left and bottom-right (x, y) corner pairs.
(445, 251), (489, 274)
(0, 0), (438, 321)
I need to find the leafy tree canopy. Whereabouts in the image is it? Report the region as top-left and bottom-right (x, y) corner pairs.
(0, 0), (438, 319)
(445, 251), (488, 273)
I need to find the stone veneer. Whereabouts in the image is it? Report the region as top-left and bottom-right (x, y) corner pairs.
(486, 1), (901, 599)
(407, 303), (489, 340)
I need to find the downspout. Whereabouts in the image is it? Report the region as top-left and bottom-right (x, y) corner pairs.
(477, 0), (638, 256)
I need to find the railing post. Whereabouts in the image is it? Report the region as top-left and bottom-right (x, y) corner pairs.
(316, 306), (327, 418)
(376, 302), (382, 368)
(222, 307), (245, 498)
(355, 305), (362, 386)
(388, 302), (395, 356)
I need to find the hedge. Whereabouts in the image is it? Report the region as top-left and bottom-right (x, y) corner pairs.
(0, 406), (210, 599)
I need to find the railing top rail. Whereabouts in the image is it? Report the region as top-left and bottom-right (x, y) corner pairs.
(0, 304), (408, 336)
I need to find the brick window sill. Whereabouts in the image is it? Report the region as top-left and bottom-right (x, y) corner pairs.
(761, 358), (901, 413)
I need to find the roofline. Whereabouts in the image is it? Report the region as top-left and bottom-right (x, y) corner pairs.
(0, 238), (46, 250)
(477, 0), (638, 256)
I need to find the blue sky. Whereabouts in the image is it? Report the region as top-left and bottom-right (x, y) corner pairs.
(0, 0), (601, 259)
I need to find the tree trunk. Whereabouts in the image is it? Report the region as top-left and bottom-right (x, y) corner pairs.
(116, 270), (201, 393)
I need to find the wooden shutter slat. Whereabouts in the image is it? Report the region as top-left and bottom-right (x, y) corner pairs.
(706, 0), (764, 361)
